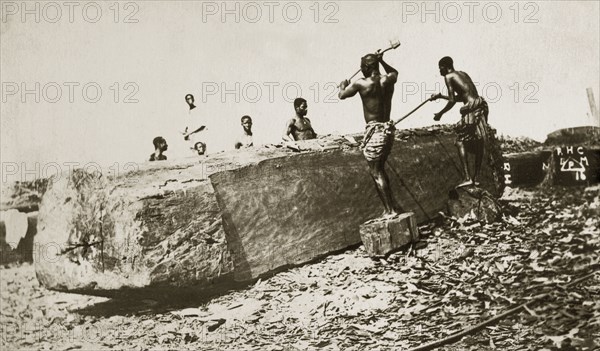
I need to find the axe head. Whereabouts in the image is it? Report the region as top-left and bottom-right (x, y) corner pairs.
(389, 40), (401, 50)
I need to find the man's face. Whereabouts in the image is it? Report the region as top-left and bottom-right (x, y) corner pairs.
(296, 102), (308, 117)
(439, 64), (449, 76)
(195, 144), (205, 155)
(160, 141), (168, 152)
(186, 95), (194, 106)
(241, 118), (252, 132)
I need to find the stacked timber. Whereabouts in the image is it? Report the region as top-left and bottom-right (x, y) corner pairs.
(34, 126), (504, 297)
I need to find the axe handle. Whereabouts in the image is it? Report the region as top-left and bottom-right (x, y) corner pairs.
(393, 98), (433, 126)
(346, 45), (400, 81)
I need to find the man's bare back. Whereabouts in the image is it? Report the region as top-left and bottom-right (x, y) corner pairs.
(354, 75), (395, 124)
(443, 71), (479, 105)
(339, 53), (397, 124)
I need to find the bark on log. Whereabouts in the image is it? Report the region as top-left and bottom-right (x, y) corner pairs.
(34, 127), (504, 296)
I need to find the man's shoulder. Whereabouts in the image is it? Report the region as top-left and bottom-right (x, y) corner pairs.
(452, 71), (471, 80)
(355, 77), (370, 86)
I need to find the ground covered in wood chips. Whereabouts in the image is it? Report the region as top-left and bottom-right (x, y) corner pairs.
(1, 185), (599, 351)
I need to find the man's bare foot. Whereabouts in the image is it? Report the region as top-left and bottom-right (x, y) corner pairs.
(456, 180), (474, 188)
(473, 181), (481, 186)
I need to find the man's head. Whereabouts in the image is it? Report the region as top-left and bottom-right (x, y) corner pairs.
(194, 142), (206, 155)
(438, 56), (454, 76)
(153, 136), (168, 151)
(361, 54), (379, 77)
(294, 98), (308, 117)
(185, 94), (195, 107)
(241, 115), (252, 133)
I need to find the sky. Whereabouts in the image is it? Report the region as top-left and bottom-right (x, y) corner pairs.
(1, 0), (599, 182)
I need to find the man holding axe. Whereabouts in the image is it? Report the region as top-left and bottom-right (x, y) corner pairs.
(338, 46), (402, 217)
(431, 56), (490, 188)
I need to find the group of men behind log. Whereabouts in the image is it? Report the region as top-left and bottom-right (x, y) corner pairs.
(151, 52), (494, 217)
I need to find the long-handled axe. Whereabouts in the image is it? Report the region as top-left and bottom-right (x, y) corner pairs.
(392, 95), (437, 126)
(346, 39), (401, 82)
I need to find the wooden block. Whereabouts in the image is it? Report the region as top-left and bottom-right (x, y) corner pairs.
(447, 187), (502, 223)
(359, 212), (419, 257)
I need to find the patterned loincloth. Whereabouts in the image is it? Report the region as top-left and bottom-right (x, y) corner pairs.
(456, 97), (489, 144)
(362, 122), (395, 162)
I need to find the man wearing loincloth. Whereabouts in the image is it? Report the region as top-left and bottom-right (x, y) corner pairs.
(432, 56), (490, 188)
(283, 98), (317, 142)
(339, 51), (401, 217)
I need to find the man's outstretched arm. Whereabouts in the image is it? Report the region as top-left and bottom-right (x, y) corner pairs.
(433, 76), (457, 121)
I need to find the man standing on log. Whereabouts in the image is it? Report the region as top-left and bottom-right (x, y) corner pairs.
(282, 98), (317, 142)
(431, 56), (493, 188)
(338, 51), (401, 217)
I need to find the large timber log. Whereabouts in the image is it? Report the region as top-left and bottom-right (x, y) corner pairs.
(34, 126), (504, 297)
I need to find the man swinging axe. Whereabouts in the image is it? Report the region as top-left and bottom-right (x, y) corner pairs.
(339, 49), (402, 217)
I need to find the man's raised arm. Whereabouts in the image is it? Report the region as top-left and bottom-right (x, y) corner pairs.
(339, 79), (360, 100)
(379, 57), (398, 84)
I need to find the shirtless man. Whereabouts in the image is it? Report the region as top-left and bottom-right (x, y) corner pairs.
(431, 56), (489, 188)
(149, 136), (168, 161)
(339, 51), (401, 216)
(282, 98), (317, 142)
(235, 115), (254, 149)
